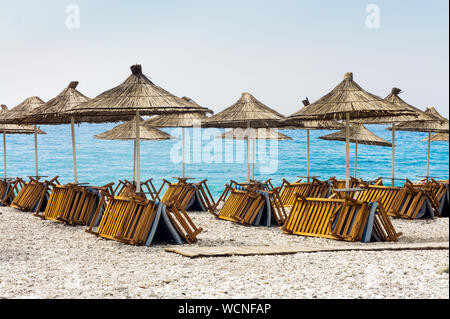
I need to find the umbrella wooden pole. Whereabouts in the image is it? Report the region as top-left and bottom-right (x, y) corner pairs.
(3, 132), (6, 178)
(246, 137), (250, 182)
(252, 138), (255, 180)
(354, 142), (358, 178)
(71, 117), (78, 184)
(391, 123), (396, 186)
(133, 139), (136, 182)
(345, 113), (350, 189)
(182, 127), (185, 178)
(34, 125), (38, 177)
(307, 129), (310, 182)
(426, 132), (431, 179)
(135, 112), (141, 192)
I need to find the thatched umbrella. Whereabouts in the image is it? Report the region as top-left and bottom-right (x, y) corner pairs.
(19, 81), (92, 184)
(422, 133), (449, 142)
(283, 98), (344, 181)
(388, 107), (449, 178)
(216, 128), (292, 180)
(64, 65), (212, 192)
(144, 97), (209, 178)
(94, 117), (174, 181)
(0, 105), (46, 178)
(352, 88), (436, 185)
(0, 97), (47, 177)
(319, 124), (392, 178)
(202, 92), (286, 182)
(283, 72), (416, 190)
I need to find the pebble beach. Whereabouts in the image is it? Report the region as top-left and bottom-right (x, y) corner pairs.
(0, 206), (448, 299)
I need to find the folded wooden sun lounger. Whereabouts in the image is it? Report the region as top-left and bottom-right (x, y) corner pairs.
(0, 178), (19, 206)
(157, 178), (215, 212)
(347, 179), (439, 219)
(409, 179), (449, 217)
(211, 181), (287, 226)
(282, 195), (402, 243)
(8, 176), (58, 212)
(36, 181), (115, 225)
(86, 194), (202, 246)
(279, 177), (331, 206)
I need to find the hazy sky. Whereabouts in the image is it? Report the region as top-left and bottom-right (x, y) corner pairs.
(0, 0), (448, 117)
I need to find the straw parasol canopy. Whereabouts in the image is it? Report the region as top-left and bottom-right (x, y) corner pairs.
(282, 98), (345, 130)
(202, 92), (285, 128)
(95, 117), (174, 182)
(145, 111), (208, 127)
(15, 82), (94, 183)
(216, 128), (292, 140)
(351, 88), (433, 124)
(0, 105), (46, 178)
(65, 64), (212, 191)
(202, 92), (286, 181)
(319, 124), (392, 147)
(0, 97), (48, 177)
(388, 107), (449, 133)
(67, 65), (212, 119)
(0, 96), (46, 124)
(19, 82), (92, 125)
(422, 133), (449, 142)
(285, 73), (415, 121)
(284, 72), (416, 190)
(95, 117), (174, 141)
(145, 97), (209, 128)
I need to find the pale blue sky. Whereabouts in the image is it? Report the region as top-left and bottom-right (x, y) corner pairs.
(0, 0), (448, 117)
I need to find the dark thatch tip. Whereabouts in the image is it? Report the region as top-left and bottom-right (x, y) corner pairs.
(68, 81), (79, 89)
(391, 88), (402, 95)
(181, 96), (193, 102)
(1, 104), (7, 110)
(130, 64), (142, 75)
(302, 97), (310, 106)
(344, 72), (353, 80)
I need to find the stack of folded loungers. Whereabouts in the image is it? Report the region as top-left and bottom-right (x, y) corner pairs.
(0, 178), (16, 206)
(280, 176), (449, 243)
(210, 180), (287, 227)
(3, 176), (205, 247)
(35, 180), (115, 226)
(2, 176), (58, 213)
(279, 177), (331, 207)
(158, 178), (216, 212)
(282, 194), (402, 242)
(85, 183), (203, 246)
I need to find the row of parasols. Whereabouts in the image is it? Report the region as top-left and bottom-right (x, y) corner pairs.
(0, 65), (448, 192)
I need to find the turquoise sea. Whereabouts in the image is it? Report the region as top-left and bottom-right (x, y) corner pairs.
(2, 123), (449, 198)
